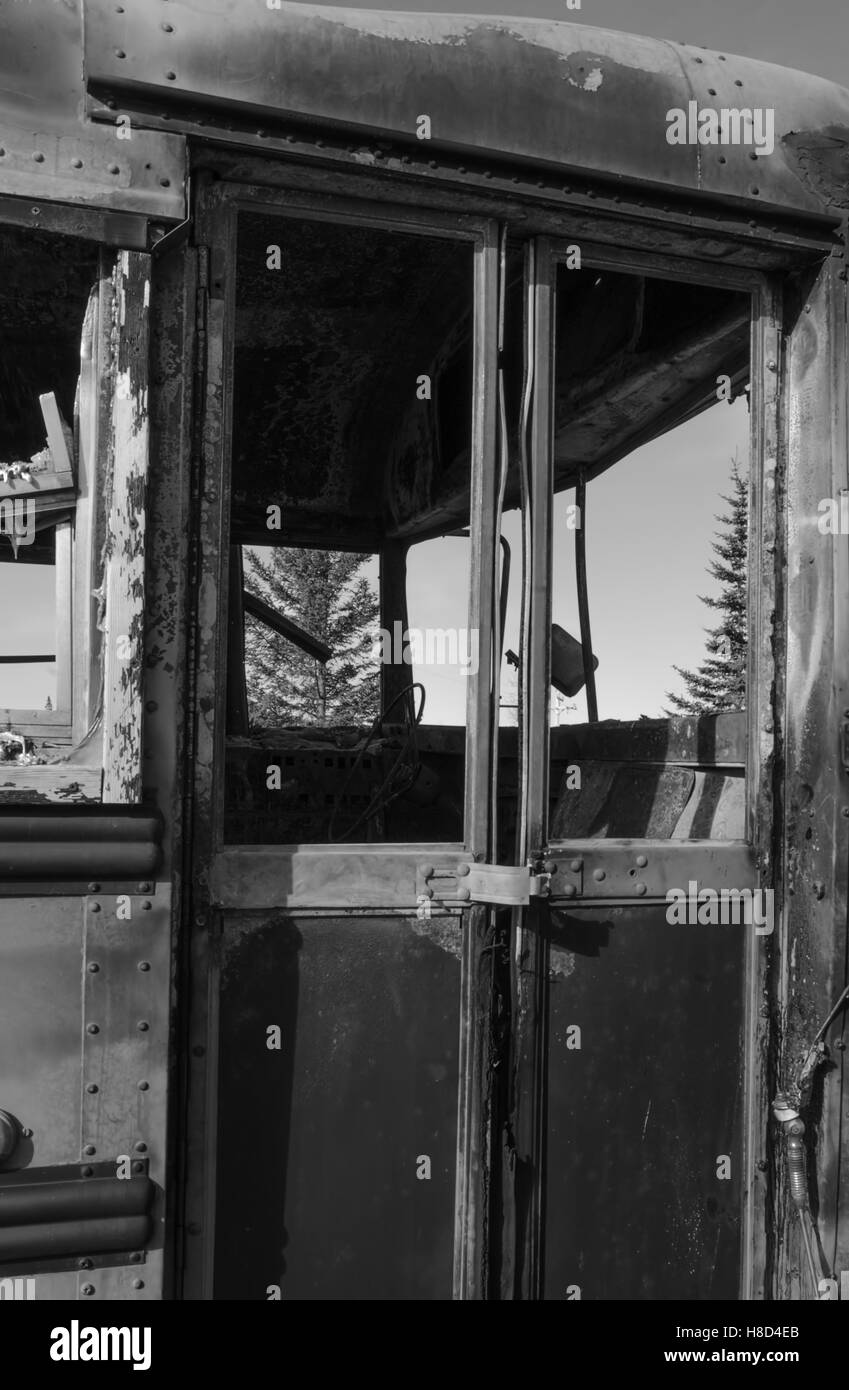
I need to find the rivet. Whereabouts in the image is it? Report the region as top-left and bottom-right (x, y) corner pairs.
(86, 1084), (98, 1094)
(81, 1166), (94, 1178)
(161, 21), (173, 30)
(735, 79), (743, 86)
(88, 962), (100, 973)
(32, 151), (45, 163)
(457, 886), (470, 901)
(757, 1159), (768, 1172)
(842, 808), (849, 818)
(138, 1081), (149, 1091)
(132, 1160), (145, 1174)
(159, 179), (170, 188)
(90, 902), (101, 913)
(108, 164), (120, 175)
(165, 71), (176, 80)
(137, 882), (152, 894)
(420, 865), (434, 879)
(543, 860), (557, 874)
(132, 1279), (145, 1289)
(87, 1023), (99, 1034)
(635, 854), (648, 868)
(115, 48), (126, 58)
(137, 1021), (150, 1032)
(83, 1144), (96, 1156)
(456, 864), (470, 877)
(141, 900), (153, 910)
(635, 882), (647, 896)
(87, 882), (101, 893)
(138, 961), (151, 972)
(81, 1283), (96, 1296)
(129, 1251), (143, 1263)
(134, 1141), (148, 1153)
(593, 868), (606, 882)
(21, 1127), (32, 1138)
(764, 723), (774, 734)
(71, 157), (83, 169)
(569, 858), (583, 872)
(78, 1258), (93, 1270)
(561, 884), (576, 899)
(767, 360), (777, 372)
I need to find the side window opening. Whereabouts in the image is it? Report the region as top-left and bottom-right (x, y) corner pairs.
(543, 265), (752, 843)
(0, 227), (148, 805)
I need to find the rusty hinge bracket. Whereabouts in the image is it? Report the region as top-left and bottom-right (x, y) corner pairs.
(466, 863), (551, 906)
(417, 861), (551, 908)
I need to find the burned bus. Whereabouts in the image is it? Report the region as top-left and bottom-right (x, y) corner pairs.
(0, 0), (847, 1302)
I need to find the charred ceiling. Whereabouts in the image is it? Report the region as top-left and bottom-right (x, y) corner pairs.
(230, 211), (750, 547)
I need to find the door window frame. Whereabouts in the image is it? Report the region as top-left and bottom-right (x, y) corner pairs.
(193, 182), (500, 910)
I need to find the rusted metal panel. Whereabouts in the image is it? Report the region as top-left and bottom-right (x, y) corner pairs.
(544, 902), (746, 1299)
(102, 251), (151, 804)
(81, 3), (849, 220)
(212, 912), (460, 1299)
(0, 0), (184, 218)
(739, 281), (784, 1301)
(0, 897), (83, 1168)
(82, 886), (171, 1299)
(776, 257), (849, 1299)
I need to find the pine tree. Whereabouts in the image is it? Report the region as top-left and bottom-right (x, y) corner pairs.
(243, 547), (381, 728)
(666, 459), (748, 714)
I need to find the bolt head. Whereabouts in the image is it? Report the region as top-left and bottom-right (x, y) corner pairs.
(78, 1258), (93, 1271)
(81, 1283), (96, 1296)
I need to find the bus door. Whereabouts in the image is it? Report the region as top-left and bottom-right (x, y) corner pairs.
(495, 238), (777, 1300)
(183, 179), (502, 1299)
